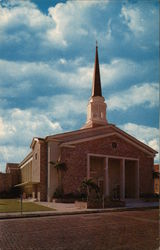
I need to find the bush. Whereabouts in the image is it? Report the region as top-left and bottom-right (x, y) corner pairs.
(0, 187), (21, 199)
(140, 193), (159, 201)
(53, 187), (64, 199)
(54, 191), (87, 203)
(140, 193), (159, 198)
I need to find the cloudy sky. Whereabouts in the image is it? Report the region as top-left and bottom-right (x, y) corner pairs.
(0, 0), (159, 172)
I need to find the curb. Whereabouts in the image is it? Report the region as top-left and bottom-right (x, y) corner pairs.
(0, 205), (158, 220)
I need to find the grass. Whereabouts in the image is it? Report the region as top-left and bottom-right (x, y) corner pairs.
(0, 199), (55, 213)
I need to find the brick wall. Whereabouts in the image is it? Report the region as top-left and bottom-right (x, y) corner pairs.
(40, 142), (48, 201)
(10, 169), (20, 186)
(61, 134), (154, 195)
(0, 173), (12, 193)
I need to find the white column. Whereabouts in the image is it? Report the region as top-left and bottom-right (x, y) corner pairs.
(87, 154), (90, 179)
(105, 157), (109, 197)
(32, 191), (35, 199)
(120, 159), (125, 200)
(135, 160), (139, 199)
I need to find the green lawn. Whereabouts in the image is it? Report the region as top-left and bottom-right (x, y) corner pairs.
(0, 199), (55, 213)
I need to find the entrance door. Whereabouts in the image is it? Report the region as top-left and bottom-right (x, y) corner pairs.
(125, 160), (137, 198)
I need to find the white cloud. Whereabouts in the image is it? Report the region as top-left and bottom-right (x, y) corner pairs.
(36, 94), (87, 119)
(0, 0), (158, 172)
(0, 1), (51, 30)
(0, 0), (57, 48)
(47, 1), (109, 45)
(108, 83), (158, 110)
(121, 4), (158, 47)
(0, 145), (30, 172)
(148, 139), (159, 153)
(100, 58), (157, 88)
(0, 57), (157, 102)
(106, 19), (112, 41)
(0, 98), (87, 172)
(121, 6), (144, 34)
(0, 108), (62, 143)
(0, 108), (62, 172)
(0, 58), (94, 100)
(0, 0), (109, 48)
(101, 59), (137, 86)
(119, 123), (159, 162)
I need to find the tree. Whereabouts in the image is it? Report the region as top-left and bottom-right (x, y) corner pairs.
(50, 160), (67, 194)
(80, 178), (100, 201)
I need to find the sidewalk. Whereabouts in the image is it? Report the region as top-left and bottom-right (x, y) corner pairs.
(0, 199), (159, 220)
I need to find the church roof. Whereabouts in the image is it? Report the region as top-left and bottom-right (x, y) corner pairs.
(46, 124), (157, 156)
(92, 44), (102, 97)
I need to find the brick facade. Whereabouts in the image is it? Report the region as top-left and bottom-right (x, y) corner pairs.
(39, 141), (48, 201)
(0, 163), (20, 194)
(0, 173), (12, 193)
(153, 164), (159, 194)
(61, 134), (154, 196)
(4, 127), (155, 201)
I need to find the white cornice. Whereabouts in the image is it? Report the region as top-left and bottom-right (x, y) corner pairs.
(60, 132), (155, 157)
(45, 124), (114, 140)
(20, 157), (33, 169)
(60, 132), (115, 147)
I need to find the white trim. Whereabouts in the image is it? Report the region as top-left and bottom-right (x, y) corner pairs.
(114, 133), (155, 156)
(113, 126), (157, 154)
(88, 153), (139, 199)
(60, 133), (115, 146)
(46, 124), (114, 141)
(15, 181), (39, 187)
(60, 132), (155, 156)
(20, 157), (33, 169)
(88, 153), (138, 161)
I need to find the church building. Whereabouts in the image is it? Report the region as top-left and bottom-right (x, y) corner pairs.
(14, 45), (157, 202)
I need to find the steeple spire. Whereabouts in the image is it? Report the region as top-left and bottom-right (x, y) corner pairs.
(81, 44), (108, 129)
(92, 42), (102, 97)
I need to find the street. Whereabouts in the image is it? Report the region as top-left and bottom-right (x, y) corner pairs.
(0, 209), (159, 250)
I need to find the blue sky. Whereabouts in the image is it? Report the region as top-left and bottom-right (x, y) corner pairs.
(0, 0), (159, 172)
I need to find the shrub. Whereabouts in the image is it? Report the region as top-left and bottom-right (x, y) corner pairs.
(53, 187), (64, 199)
(0, 187), (21, 199)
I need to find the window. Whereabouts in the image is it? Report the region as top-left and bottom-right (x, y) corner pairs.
(35, 153), (37, 160)
(112, 142), (117, 149)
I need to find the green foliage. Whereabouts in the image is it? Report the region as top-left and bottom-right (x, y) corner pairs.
(0, 187), (21, 199)
(53, 187), (64, 198)
(54, 162), (67, 172)
(81, 178), (100, 193)
(80, 178), (100, 201)
(50, 160), (67, 200)
(152, 171), (160, 178)
(50, 161), (67, 172)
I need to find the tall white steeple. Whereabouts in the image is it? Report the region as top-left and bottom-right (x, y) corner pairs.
(82, 44), (108, 129)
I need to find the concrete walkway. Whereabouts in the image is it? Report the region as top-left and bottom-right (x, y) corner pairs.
(37, 200), (78, 212)
(0, 199), (159, 220)
(125, 199), (159, 208)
